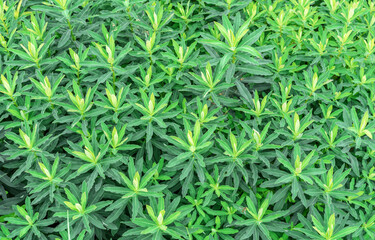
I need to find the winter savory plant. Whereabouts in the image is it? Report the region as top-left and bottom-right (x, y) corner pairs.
(1, 0), (375, 239)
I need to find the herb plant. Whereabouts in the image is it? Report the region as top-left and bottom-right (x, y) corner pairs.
(1, 0), (375, 239)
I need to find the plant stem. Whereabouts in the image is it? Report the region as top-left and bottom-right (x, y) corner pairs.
(77, 71), (81, 85)
(110, 65), (116, 90)
(11, 96), (18, 107)
(48, 97), (54, 109)
(66, 19), (76, 41)
(232, 53), (236, 63)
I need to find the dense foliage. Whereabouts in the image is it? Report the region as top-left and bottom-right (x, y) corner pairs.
(1, 0), (375, 239)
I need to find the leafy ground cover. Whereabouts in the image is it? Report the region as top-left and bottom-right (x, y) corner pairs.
(1, 0), (375, 239)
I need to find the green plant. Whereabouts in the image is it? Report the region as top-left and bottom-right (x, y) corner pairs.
(1, 0), (375, 239)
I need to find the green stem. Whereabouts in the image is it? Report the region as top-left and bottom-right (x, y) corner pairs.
(11, 96), (18, 107)
(77, 71), (81, 85)
(48, 97), (54, 109)
(66, 18), (76, 41)
(36, 63), (41, 69)
(1, 20), (8, 35)
(111, 65), (116, 90)
(337, 44), (343, 57)
(127, 9), (134, 33)
(32, 150), (38, 160)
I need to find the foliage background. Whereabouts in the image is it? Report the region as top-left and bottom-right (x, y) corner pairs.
(1, 0), (375, 239)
